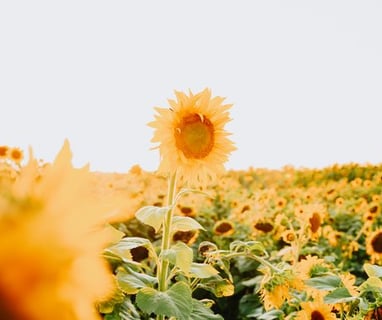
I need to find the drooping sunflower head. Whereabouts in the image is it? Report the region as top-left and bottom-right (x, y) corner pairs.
(149, 88), (236, 187)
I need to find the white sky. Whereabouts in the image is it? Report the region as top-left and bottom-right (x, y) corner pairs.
(1, 1), (381, 173)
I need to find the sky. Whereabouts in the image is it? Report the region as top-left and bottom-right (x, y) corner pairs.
(1, 1), (381, 173)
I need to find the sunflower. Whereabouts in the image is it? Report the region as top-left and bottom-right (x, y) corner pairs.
(366, 229), (382, 264)
(295, 255), (331, 280)
(259, 268), (303, 311)
(295, 204), (326, 241)
(0, 146), (8, 159)
(148, 88), (236, 187)
(0, 141), (115, 320)
(172, 229), (199, 246)
(295, 300), (336, 320)
(9, 147), (23, 164)
(213, 220), (235, 236)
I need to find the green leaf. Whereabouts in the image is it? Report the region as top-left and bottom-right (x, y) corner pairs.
(257, 309), (284, 320)
(116, 268), (157, 295)
(364, 263), (382, 278)
(135, 205), (169, 233)
(105, 237), (153, 263)
(190, 299), (223, 320)
(103, 298), (141, 320)
(305, 275), (342, 290)
(104, 244), (132, 262)
(324, 287), (357, 304)
(190, 263), (219, 279)
(136, 282), (192, 320)
(162, 242), (193, 274)
(172, 216), (205, 232)
(115, 237), (152, 250)
(97, 287), (125, 314)
(197, 277), (235, 297)
(358, 276), (382, 292)
(229, 240), (266, 255)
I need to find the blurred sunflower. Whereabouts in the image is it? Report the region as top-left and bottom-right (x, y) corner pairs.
(295, 255), (331, 280)
(259, 268), (303, 311)
(213, 220), (235, 237)
(366, 229), (382, 263)
(295, 300), (336, 320)
(9, 147), (23, 164)
(0, 141), (116, 320)
(0, 146), (8, 159)
(148, 88), (236, 187)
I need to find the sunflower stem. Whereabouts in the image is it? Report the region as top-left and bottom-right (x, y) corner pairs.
(157, 172), (177, 293)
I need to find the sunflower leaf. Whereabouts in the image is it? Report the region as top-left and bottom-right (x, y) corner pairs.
(190, 299), (224, 320)
(305, 275), (342, 290)
(358, 276), (382, 292)
(135, 205), (170, 233)
(136, 282), (192, 320)
(105, 237), (155, 263)
(197, 277), (235, 297)
(162, 242), (193, 274)
(190, 263), (219, 279)
(324, 287), (357, 304)
(364, 263), (382, 278)
(172, 216), (205, 232)
(116, 268), (157, 295)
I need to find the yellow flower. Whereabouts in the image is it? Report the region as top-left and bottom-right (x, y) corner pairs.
(295, 255), (331, 280)
(172, 229), (199, 246)
(148, 88), (236, 187)
(366, 229), (382, 264)
(9, 147), (23, 164)
(295, 300), (336, 320)
(0, 145), (9, 159)
(0, 141), (115, 320)
(261, 283), (290, 310)
(213, 220), (235, 236)
(260, 268), (303, 311)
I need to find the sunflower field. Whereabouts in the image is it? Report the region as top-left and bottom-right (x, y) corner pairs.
(1, 89), (382, 320)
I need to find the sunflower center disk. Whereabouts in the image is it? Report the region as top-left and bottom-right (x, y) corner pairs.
(372, 233), (382, 253)
(175, 113), (214, 159)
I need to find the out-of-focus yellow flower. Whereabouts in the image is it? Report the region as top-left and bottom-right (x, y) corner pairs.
(366, 229), (382, 264)
(0, 146), (9, 159)
(9, 147), (23, 164)
(260, 268), (303, 311)
(253, 218), (274, 234)
(172, 229), (199, 246)
(294, 204), (326, 241)
(295, 255), (331, 280)
(213, 220), (235, 236)
(295, 299), (336, 320)
(0, 141), (115, 320)
(148, 88), (236, 187)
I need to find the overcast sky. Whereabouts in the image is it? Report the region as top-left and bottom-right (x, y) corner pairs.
(1, 1), (381, 172)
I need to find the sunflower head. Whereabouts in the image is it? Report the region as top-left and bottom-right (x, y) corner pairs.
(149, 88), (236, 187)
(213, 220), (235, 237)
(366, 229), (382, 263)
(0, 141), (115, 320)
(0, 146), (9, 158)
(295, 300), (336, 320)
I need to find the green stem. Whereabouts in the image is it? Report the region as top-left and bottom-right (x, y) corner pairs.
(224, 252), (283, 273)
(156, 172), (177, 320)
(158, 172), (177, 292)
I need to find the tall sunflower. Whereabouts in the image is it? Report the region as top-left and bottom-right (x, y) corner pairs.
(148, 88), (236, 187)
(0, 141), (115, 320)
